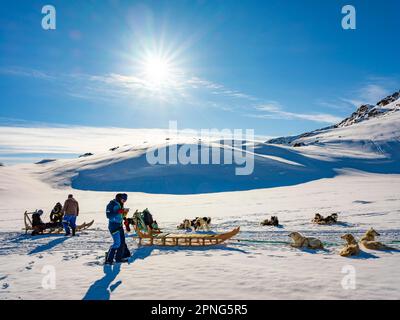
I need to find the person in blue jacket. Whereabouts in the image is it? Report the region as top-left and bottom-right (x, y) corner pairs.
(105, 193), (131, 264)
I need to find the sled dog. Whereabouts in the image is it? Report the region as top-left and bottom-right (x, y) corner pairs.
(288, 232), (324, 250)
(339, 234), (360, 257)
(360, 228), (395, 251)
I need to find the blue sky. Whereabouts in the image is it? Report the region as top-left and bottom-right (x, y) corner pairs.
(0, 0), (399, 137)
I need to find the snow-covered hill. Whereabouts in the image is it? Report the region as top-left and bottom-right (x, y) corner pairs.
(26, 91), (400, 194)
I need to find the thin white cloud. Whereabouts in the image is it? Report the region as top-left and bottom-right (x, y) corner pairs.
(356, 84), (389, 105)
(249, 102), (342, 124)
(316, 79), (398, 113)
(314, 99), (354, 112)
(0, 67), (54, 80)
(0, 65), (258, 109)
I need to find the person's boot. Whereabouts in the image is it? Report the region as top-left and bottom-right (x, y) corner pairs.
(115, 257), (129, 263)
(105, 248), (116, 265)
(72, 228), (76, 236)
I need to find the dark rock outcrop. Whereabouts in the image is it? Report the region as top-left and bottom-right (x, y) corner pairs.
(79, 153), (94, 158)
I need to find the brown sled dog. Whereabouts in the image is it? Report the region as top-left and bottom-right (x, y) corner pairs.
(339, 234), (360, 257)
(360, 228), (396, 251)
(288, 232), (324, 250)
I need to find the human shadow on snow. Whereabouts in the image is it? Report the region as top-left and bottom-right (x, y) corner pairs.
(28, 236), (69, 255)
(82, 264), (121, 300)
(82, 244), (248, 300)
(9, 233), (63, 244)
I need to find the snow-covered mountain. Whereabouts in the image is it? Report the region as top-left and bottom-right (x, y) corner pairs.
(267, 90), (400, 146)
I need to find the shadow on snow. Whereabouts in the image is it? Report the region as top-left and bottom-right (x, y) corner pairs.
(70, 142), (400, 194)
(82, 244), (249, 300)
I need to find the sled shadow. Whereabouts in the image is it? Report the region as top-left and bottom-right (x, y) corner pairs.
(127, 244), (249, 265)
(28, 236), (69, 255)
(190, 231), (217, 235)
(153, 244), (250, 255)
(83, 264), (121, 300)
(9, 233), (62, 245)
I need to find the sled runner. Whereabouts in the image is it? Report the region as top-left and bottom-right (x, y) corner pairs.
(133, 226), (240, 247)
(23, 211), (94, 234)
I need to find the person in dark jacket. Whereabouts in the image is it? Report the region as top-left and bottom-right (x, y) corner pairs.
(105, 193), (131, 264)
(31, 210), (46, 235)
(31, 209), (60, 236)
(50, 202), (63, 225)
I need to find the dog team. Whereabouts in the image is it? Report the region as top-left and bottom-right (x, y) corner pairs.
(177, 212), (397, 257)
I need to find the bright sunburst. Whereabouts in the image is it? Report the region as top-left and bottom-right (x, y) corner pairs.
(143, 56), (171, 85)
(139, 52), (180, 90)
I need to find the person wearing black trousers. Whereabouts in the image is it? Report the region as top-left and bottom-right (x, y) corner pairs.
(105, 193), (131, 264)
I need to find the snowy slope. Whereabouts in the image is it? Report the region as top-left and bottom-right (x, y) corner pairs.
(26, 93), (400, 194)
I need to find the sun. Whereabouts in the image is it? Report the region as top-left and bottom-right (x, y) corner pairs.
(143, 55), (172, 86)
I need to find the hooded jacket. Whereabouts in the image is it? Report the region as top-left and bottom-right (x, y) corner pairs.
(106, 199), (124, 224)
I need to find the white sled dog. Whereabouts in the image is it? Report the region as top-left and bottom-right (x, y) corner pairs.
(193, 217), (211, 231)
(288, 232), (324, 250)
(177, 217), (211, 231)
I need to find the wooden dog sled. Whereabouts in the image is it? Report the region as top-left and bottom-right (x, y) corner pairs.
(134, 227), (240, 247)
(23, 211), (94, 234)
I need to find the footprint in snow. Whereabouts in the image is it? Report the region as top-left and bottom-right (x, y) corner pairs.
(25, 261), (35, 270)
(2, 283), (9, 289)
(84, 261), (103, 267)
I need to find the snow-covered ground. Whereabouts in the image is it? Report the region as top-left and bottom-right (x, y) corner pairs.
(1, 161), (400, 299)
(1, 95), (400, 300)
